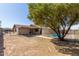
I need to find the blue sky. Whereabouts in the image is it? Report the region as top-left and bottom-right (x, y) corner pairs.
(0, 3), (33, 28)
(0, 3), (79, 30)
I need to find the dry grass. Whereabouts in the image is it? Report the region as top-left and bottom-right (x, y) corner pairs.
(4, 33), (67, 56)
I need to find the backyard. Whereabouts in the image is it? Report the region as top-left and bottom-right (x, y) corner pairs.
(1, 33), (78, 56)
(3, 33), (67, 56)
(0, 3), (79, 56)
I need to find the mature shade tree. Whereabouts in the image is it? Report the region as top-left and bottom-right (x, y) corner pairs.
(28, 3), (79, 41)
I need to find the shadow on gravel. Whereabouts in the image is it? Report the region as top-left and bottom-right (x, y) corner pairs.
(51, 38), (79, 56)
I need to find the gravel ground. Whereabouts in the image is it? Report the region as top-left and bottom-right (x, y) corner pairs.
(3, 33), (66, 56)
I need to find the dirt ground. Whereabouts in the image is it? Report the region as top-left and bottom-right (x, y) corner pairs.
(3, 33), (67, 56)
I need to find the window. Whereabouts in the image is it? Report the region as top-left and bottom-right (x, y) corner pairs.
(35, 29), (39, 32)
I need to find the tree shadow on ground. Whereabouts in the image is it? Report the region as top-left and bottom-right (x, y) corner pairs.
(51, 38), (79, 56)
(0, 32), (5, 56)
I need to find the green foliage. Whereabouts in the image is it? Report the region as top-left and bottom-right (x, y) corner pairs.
(28, 3), (79, 41)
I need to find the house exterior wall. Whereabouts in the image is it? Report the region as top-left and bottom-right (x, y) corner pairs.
(13, 25), (42, 35)
(30, 28), (41, 35)
(18, 28), (42, 35)
(42, 27), (54, 36)
(18, 27), (30, 35)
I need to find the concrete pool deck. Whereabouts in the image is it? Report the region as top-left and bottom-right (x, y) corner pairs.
(35, 35), (53, 40)
(36, 34), (79, 40)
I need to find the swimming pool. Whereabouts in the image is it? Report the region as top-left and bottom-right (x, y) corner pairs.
(48, 34), (63, 38)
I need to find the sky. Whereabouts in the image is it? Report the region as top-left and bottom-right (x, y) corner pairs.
(0, 3), (79, 30)
(0, 3), (33, 28)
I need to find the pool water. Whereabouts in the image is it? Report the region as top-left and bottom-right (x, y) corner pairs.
(48, 34), (63, 38)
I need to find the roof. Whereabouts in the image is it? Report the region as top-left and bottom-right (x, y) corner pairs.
(13, 24), (41, 29)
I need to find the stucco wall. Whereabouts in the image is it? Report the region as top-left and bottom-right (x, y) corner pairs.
(31, 28), (41, 35)
(18, 27), (30, 35)
(13, 26), (42, 35)
(42, 27), (54, 36)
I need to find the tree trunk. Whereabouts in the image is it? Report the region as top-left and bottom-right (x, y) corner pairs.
(59, 37), (65, 41)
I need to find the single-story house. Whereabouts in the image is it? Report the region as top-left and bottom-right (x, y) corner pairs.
(12, 24), (42, 35)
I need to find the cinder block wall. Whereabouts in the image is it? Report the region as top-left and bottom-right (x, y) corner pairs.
(0, 28), (4, 55)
